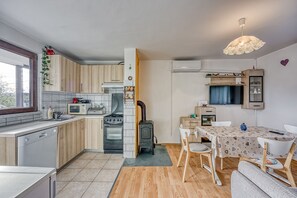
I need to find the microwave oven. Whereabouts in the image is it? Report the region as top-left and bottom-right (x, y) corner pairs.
(68, 103), (91, 115)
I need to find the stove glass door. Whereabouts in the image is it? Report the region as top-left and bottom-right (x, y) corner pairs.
(106, 126), (122, 140)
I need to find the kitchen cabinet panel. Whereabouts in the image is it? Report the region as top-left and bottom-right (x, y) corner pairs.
(91, 65), (105, 93)
(44, 55), (80, 92)
(104, 65), (124, 83)
(57, 119), (85, 169)
(44, 55), (66, 92)
(0, 137), (17, 166)
(80, 65), (92, 93)
(85, 118), (103, 151)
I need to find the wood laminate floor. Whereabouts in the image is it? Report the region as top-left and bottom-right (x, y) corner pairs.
(110, 144), (297, 198)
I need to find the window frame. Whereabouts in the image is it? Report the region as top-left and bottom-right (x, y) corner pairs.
(0, 39), (38, 115)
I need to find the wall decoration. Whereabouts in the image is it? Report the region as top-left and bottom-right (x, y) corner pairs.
(41, 46), (55, 86)
(280, 59), (289, 66)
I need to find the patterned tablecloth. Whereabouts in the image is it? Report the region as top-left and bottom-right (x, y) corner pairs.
(196, 126), (297, 159)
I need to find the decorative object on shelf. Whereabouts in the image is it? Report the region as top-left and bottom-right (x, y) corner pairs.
(124, 86), (135, 104)
(280, 59), (289, 66)
(224, 18), (265, 55)
(41, 46), (55, 86)
(45, 46), (55, 55)
(240, 123), (247, 132)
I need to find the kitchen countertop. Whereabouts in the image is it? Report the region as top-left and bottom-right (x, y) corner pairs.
(0, 114), (108, 138)
(0, 166), (55, 198)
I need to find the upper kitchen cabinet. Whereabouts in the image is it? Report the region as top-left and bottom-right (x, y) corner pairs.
(44, 55), (80, 93)
(104, 65), (124, 83)
(44, 55), (66, 92)
(242, 69), (264, 110)
(91, 65), (104, 93)
(80, 65), (92, 93)
(80, 65), (104, 93)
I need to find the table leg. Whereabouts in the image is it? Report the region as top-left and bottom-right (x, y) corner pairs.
(211, 148), (222, 186)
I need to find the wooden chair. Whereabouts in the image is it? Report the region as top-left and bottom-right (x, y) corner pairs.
(176, 126), (215, 183)
(211, 121), (232, 170)
(284, 124), (297, 134)
(241, 137), (296, 187)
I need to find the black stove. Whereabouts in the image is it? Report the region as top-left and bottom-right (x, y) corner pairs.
(104, 114), (123, 125)
(103, 93), (124, 154)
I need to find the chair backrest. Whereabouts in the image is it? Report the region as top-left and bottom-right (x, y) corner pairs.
(179, 125), (191, 140)
(284, 124), (297, 135)
(211, 121), (232, 126)
(257, 137), (295, 156)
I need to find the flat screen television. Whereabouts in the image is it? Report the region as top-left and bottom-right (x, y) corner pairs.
(209, 85), (243, 105)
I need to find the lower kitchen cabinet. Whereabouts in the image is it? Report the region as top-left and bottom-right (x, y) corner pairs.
(85, 118), (103, 151)
(57, 119), (85, 169)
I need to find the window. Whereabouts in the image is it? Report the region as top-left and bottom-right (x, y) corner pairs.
(0, 40), (37, 115)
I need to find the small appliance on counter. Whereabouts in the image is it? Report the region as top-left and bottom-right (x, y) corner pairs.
(72, 97), (91, 104)
(68, 103), (91, 115)
(87, 103), (106, 115)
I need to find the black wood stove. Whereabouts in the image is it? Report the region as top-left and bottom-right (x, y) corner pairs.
(137, 101), (156, 155)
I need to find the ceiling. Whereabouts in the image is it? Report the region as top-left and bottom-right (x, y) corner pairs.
(0, 0), (297, 61)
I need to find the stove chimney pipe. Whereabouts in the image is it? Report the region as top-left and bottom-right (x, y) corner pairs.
(137, 100), (146, 121)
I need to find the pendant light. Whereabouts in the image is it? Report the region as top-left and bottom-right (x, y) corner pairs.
(223, 18), (265, 55)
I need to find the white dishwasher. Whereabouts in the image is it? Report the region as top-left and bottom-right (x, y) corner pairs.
(18, 127), (57, 168)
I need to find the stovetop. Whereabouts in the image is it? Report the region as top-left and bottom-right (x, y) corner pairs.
(104, 113), (123, 125)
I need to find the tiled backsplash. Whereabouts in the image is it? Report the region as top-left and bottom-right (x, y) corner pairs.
(0, 88), (123, 127)
(42, 92), (76, 115)
(0, 111), (42, 127)
(42, 88), (123, 117)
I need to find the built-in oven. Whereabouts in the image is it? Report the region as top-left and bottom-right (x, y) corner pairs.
(103, 115), (123, 153)
(201, 115), (216, 126)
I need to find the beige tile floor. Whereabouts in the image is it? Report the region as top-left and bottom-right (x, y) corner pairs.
(56, 152), (124, 198)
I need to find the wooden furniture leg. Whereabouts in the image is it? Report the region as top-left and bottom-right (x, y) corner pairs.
(208, 153), (216, 184)
(220, 158), (224, 170)
(283, 143), (296, 187)
(261, 143), (268, 172)
(177, 147), (184, 167)
(200, 155), (203, 168)
(183, 152), (190, 183)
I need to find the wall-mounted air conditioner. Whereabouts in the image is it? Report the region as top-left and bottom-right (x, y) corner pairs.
(172, 60), (202, 73)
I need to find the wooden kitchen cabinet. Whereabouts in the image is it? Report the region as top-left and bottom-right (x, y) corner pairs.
(80, 65), (104, 93)
(44, 55), (66, 92)
(91, 65), (105, 93)
(57, 119), (85, 169)
(44, 55), (80, 93)
(85, 118), (103, 151)
(80, 65), (92, 93)
(0, 137), (17, 166)
(104, 65), (124, 83)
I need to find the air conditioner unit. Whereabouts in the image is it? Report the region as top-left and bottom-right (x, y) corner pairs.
(172, 60), (202, 73)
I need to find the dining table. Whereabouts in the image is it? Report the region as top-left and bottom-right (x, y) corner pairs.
(195, 126), (296, 186)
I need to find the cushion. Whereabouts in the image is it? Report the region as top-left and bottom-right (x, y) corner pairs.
(238, 161), (297, 198)
(231, 171), (269, 198)
(188, 143), (209, 152)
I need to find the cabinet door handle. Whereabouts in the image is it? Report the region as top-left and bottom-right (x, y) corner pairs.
(101, 120), (103, 129)
(206, 111), (212, 112)
(80, 83), (83, 91)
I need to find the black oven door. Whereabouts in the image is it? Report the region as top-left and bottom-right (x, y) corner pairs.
(104, 124), (123, 153)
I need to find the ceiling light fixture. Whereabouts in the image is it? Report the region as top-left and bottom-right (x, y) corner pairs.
(223, 18), (265, 55)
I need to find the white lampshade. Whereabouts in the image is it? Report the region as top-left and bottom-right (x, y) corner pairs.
(224, 18), (265, 55)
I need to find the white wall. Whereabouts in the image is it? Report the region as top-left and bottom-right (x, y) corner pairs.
(257, 43), (297, 130)
(140, 59), (257, 143)
(0, 21), (43, 54)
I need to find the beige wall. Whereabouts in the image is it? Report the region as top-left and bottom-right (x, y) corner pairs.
(139, 59), (257, 143)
